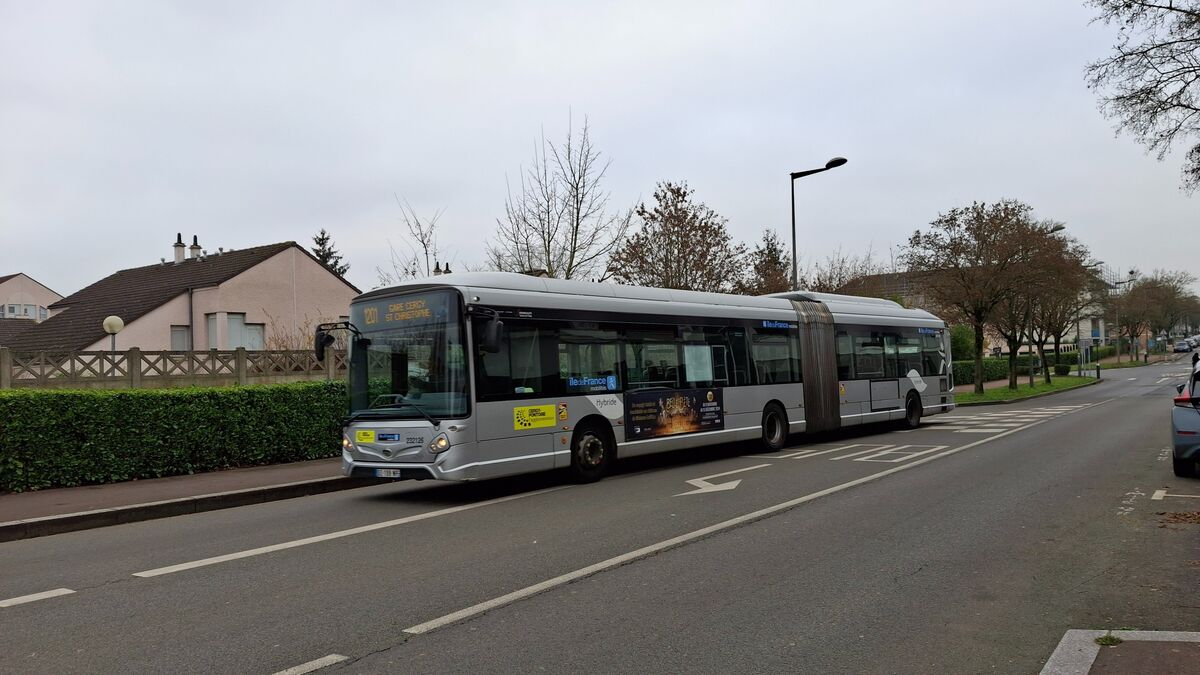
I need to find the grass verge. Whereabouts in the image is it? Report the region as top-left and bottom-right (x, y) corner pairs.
(955, 375), (1096, 405)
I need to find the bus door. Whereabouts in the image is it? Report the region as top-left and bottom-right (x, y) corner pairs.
(869, 334), (903, 419)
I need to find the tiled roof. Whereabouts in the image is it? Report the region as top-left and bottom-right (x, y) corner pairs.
(6, 242), (355, 352)
(0, 318), (34, 346)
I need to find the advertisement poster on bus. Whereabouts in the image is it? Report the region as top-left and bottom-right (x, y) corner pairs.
(624, 388), (724, 441)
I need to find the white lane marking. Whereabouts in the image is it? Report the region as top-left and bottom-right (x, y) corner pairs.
(745, 449), (811, 459)
(855, 445), (948, 463)
(675, 464), (771, 496)
(955, 428), (1010, 433)
(0, 588), (75, 608)
(1128, 377), (1138, 381)
(403, 399), (1115, 635)
(1152, 489), (1167, 500)
(272, 654), (349, 675)
(786, 444), (872, 460)
(1154, 491), (1200, 500)
(830, 445), (895, 461)
(133, 486), (570, 578)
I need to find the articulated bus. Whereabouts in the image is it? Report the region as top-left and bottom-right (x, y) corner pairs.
(316, 272), (954, 483)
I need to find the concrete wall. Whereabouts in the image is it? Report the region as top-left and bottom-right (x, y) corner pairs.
(83, 247), (356, 351)
(0, 274), (62, 323)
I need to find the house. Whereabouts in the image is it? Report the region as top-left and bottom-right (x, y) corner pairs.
(5, 235), (359, 352)
(0, 273), (62, 323)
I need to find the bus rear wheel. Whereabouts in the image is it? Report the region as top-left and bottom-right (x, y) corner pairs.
(760, 403), (788, 452)
(903, 394), (922, 429)
(568, 423), (613, 483)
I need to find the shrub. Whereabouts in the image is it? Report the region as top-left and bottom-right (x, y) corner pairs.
(949, 325), (975, 362)
(952, 358), (1009, 385)
(1054, 364), (1071, 376)
(0, 381), (346, 493)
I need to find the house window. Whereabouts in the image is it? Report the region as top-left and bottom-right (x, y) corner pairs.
(0, 306), (4, 318)
(227, 313), (265, 350)
(206, 314), (217, 349)
(38, 306), (48, 321)
(22, 304), (33, 317)
(171, 326), (191, 351)
(6, 305), (15, 316)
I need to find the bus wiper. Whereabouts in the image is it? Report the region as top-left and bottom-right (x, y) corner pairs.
(367, 401), (441, 427)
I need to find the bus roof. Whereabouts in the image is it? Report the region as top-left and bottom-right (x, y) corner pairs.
(357, 272), (944, 326)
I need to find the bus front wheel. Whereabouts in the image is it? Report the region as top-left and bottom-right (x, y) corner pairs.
(903, 394), (922, 429)
(760, 403), (788, 452)
(569, 423), (613, 483)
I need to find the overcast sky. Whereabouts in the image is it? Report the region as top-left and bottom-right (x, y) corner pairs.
(1, 0), (1194, 297)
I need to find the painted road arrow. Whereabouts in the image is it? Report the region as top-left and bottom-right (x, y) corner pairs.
(675, 464), (771, 496)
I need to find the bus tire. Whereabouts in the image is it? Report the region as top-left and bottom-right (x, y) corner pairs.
(1174, 457), (1197, 478)
(903, 393), (922, 429)
(568, 422), (613, 483)
(760, 403), (788, 452)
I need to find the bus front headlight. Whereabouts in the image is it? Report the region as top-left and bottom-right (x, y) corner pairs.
(429, 432), (451, 453)
(342, 435), (353, 451)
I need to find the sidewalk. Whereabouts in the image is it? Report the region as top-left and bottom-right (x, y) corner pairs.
(0, 458), (378, 542)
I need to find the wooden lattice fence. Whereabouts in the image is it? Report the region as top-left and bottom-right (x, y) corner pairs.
(0, 348), (347, 390)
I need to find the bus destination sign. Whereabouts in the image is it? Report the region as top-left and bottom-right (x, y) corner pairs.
(359, 293), (446, 327)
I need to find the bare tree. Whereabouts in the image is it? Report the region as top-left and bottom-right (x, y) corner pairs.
(487, 117), (632, 280)
(376, 197), (446, 286)
(734, 229), (791, 295)
(610, 181), (747, 292)
(902, 200), (1046, 395)
(1031, 237), (1103, 378)
(1087, 1), (1200, 190)
(806, 247), (884, 294)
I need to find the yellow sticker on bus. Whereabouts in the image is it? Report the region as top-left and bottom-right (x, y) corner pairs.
(355, 430), (376, 443)
(513, 404), (557, 430)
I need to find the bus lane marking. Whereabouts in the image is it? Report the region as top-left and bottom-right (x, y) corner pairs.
(132, 486), (571, 578)
(402, 399), (1114, 636)
(675, 464), (771, 496)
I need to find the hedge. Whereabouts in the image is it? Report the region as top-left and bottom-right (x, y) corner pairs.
(0, 381), (346, 493)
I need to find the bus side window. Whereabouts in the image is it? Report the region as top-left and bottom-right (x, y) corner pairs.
(922, 333), (946, 375)
(853, 332), (884, 379)
(723, 327), (753, 386)
(474, 322), (558, 398)
(836, 331), (854, 380)
(624, 329), (679, 389)
(897, 332), (923, 376)
(751, 326), (795, 384)
(559, 329), (621, 393)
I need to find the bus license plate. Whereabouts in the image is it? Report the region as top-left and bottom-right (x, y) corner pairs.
(375, 468), (403, 478)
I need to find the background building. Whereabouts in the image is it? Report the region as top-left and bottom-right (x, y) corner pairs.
(5, 236), (359, 352)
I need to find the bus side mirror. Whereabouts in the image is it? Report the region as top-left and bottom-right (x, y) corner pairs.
(482, 318), (504, 353)
(314, 328), (336, 361)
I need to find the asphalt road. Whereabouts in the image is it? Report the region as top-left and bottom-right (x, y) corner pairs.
(2, 361), (1198, 674)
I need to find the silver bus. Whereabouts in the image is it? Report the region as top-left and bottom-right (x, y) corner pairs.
(316, 272), (954, 483)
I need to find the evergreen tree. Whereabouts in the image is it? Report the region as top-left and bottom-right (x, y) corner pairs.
(311, 229), (350, 276)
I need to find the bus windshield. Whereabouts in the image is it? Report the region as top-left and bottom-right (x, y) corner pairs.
(348, 289), (469, 420)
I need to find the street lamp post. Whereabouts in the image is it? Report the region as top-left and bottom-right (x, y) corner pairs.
(789, 157), (848, 291)
(102, 315), (124, 379)
(1112, 269), (1137, 363)
(1027, 224), (1066, 387)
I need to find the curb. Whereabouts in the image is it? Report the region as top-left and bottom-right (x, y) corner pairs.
(0, 475), (381, 543)
(956, 378), (1103, 407)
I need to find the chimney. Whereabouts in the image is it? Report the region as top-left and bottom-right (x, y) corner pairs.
(189, 235), (201, 260)
(173, 233), (186, 264)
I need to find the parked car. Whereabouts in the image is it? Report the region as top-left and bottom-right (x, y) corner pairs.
(1173, 362), (1200, 478)
(1175, 340), (1194, 353)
